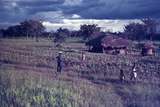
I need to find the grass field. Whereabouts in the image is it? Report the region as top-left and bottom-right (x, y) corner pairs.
(0, 38), (160, 107)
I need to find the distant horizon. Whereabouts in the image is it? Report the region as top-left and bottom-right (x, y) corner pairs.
(0, 19), (143, 33)
(42, 19), (142, 32)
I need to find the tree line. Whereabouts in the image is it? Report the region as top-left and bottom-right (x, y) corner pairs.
(0, 18), (160, 42)
(124, 18), (160, 41)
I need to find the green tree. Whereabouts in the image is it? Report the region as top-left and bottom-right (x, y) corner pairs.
(54, 28), (70, 43)
(20, 20), (45, 41)
(124, 22), (147, 40)
(142, 18), (157, 40)
(79, 24), (101, 40)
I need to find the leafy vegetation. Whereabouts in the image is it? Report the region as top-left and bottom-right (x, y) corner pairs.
(0, 38), (160, 107)
(1, 18), (160, 42)
(0, 64), (160, 107)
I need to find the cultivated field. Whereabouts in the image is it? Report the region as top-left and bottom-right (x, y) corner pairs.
(0, 38), (160, 107)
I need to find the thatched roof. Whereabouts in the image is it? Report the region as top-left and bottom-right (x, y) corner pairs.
(101, 36), (131, 48)
(143, 42), (156, 49)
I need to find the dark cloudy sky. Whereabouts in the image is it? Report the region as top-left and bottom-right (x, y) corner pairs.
(0, 0), (160, 27)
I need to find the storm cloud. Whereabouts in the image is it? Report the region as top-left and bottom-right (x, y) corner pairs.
(0, 0), (160, 27)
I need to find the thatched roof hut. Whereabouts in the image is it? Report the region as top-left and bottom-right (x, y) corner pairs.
(141, 42), (156, 56)
(101, 36), (131, 55)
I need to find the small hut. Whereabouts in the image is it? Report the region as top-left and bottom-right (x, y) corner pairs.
(141, 43), (155, 56)
(101, 36), (131, 55)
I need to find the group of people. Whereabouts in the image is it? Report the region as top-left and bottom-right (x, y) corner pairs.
(56, 51), (138, 82)
(120, 63), (137, 82)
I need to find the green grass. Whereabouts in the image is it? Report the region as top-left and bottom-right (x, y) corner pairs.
(0, 38), (160, 107)
(0, 66), (160, 107)
(0, 68), (123, 107)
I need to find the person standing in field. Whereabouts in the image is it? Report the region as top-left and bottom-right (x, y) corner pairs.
(56, 51), (63, 73)
(120, 69), (125, 82)
(81, 52), (86, 61)
(130, 63), (137, 81)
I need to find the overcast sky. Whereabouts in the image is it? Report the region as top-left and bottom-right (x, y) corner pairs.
(0, 0), (160, 29)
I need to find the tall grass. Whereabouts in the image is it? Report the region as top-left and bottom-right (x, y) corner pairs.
(0, 68), (125, 107)
(0, 38), (160, 107)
